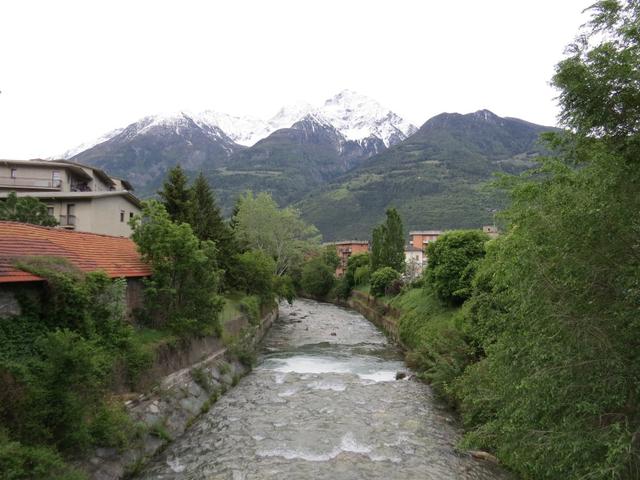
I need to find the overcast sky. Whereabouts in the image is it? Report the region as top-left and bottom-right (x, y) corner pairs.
(1, 0), (593, 158)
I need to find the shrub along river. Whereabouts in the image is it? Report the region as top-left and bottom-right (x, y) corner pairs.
(136, 299), (512, 479)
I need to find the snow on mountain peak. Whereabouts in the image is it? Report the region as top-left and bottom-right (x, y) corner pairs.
(320, 90), (417, 146)
(192, 110), (268, 146)
(59, 90), (417, 156)
(268, 102), (316, 130)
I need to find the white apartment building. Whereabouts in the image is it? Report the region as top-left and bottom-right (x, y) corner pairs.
(0, 159), (141, 237)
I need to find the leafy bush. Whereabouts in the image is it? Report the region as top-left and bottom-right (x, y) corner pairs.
(273, 275), (295, 304)
(300, 258), (335, 299)
(131, 201), (223, 336)
(0, 192), (58, 227)
(0, 259), (149, 475)
(0, 432), (86, 480)
(353, 265), (370, 286)
(233, 250), (275, 298)
(239, 295), (261, 325)
(333, 277), (352, 300)
(425, 230), (488, 305)
(370, 267), (400, 297)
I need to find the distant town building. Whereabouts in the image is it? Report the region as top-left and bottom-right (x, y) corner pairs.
(482, 225), (499, 238)
(0, 221), (151, 320)
(404, 245), (425, 280)
(0, 159), (140, 237)
(326, 240), (370, 276)
(409, 230), (443, 250)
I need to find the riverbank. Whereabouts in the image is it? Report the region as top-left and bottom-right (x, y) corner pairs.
(79, 307), (278, 480)
(133, 299), (511, 479)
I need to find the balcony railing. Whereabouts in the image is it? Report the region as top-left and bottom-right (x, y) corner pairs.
(59, 215), (77, 227)
(0, 176), (62, 190)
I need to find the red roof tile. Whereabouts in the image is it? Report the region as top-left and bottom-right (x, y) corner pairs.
(0, 221), (151, 283)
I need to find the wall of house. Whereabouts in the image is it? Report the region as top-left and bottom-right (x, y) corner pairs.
(89, 196), (140, 237)
(0, 164), (70, 191)
(410, 233), (441, 249)
(43, 195), (139, 237)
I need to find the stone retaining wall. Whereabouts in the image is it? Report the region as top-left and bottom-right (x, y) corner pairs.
(346, 291), (403, 346)
(81, 308), (278, 480)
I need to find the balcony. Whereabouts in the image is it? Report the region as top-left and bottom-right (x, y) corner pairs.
(0, 176), (62, 191)
(59, 215), (77, 228)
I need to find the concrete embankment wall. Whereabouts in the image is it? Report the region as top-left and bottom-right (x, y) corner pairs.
(345, 291), (403, 346)
(82, 308), (278, 480)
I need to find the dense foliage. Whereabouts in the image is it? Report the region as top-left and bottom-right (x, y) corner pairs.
(233, 250), (276, 300)
(369, 267), (401, 298)
(370, 208), (405, 272)
(300, 257), (336, 299)
(0, 192), (58, 226)
(386, 3), (640, 478)
(335, 252), (370, 299)
(0, 261), (149, 480)
(425, 230), (488, 305)
(130, 200), (223, 336)
(233, 191), (320, 276)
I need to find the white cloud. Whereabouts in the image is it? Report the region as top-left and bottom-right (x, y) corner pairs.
(0, 0), (592, 158)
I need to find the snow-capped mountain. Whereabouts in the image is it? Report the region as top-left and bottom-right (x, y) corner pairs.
(60, 90), (416, 157)
(321, 90), (417, 146)
(191, 110), (269, 146)
(70, 111), (241, 196)
(60, 127), (124, 159)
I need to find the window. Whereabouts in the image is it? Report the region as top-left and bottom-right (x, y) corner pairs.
(129, 212), (134, 219)
(120, 210), (125, 222)
(52, 171), (61, 187)
(10, 168), (17, 178)
(47, 206), (54, 217)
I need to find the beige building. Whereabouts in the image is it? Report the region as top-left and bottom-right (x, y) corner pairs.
(0, 159), (140, 237)
(404, 245), (425, 280)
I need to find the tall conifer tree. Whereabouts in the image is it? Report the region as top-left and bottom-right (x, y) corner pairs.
(383, 208), (405, 272)
(370, 208), (405, 272)
(158, 165), (191, 224)
(189, 173), (238, 287)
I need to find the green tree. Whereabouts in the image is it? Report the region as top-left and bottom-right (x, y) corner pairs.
(425, 230), (488, 305)
(321, 245), (340, 270)
(370, 267), (400, 298)
(234, 192), (320, 276)
(382, 208), (405, 272)
(553, 0), (640, 140)
(301, 258), (335, 299)
(370, 225), (385, 271)
(453, 2), (640, 478)
(0, 192), (57, 226)
(233, 250), (275, 298)
(158, 165), (191, 224)
(130, 200), (223, 336)
(189, 172), (238, 286)
(370, 209), (405, 272)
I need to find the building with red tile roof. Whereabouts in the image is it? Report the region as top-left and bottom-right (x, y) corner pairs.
(0, 221), (151, 319)
(0, 221), (151, 283)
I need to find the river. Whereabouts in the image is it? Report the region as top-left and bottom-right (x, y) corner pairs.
(137, 299), (511, 479)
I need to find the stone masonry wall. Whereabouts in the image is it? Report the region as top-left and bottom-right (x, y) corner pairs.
(81, 308), (278, 480)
